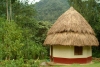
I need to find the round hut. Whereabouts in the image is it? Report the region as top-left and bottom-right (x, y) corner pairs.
(44, 7), (99, 64)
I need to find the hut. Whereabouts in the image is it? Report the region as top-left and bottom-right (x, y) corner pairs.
(44, 7), (99, 64)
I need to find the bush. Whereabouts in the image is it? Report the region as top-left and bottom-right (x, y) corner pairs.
(92, 47), (100, 58)
(0, 59), (40, 67)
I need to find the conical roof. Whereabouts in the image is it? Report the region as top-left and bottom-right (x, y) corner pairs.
(44, 7), (99, 46)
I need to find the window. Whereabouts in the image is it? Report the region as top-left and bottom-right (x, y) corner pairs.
(74, 46), (83, 55)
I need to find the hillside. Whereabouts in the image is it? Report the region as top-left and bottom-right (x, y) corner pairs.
(35, 0), (70, 23)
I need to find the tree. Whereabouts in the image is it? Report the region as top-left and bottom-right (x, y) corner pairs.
(0, 0), (49, 60)
(0, 18), (23, 60)
(6, 0), (16, 21)
(34, 21), (52, 44)
(0, 0), (6, 18)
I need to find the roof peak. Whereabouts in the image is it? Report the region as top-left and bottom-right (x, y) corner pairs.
(69, 6), (74, 10)
(47, 7), (95, 35)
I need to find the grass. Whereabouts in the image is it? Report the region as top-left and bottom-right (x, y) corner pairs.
(0, 59), (100, 67)
(50, 60), (100, 67)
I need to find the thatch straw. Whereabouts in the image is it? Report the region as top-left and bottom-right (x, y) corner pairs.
(44, 7), (99, 46)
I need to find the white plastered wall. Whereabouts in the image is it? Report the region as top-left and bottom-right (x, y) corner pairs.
(51, 45), (92, 58)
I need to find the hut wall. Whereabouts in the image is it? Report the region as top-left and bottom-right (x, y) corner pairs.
(50, 45), (92, 64)
(52, 46), (92, 58)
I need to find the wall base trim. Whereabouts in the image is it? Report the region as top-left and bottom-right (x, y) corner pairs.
(50, 56), (92, 64)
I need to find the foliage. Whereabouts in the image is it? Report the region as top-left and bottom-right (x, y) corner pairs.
(0, 18), (23, 60)
(0, 0), (50, 60)
(0, 0), (6, 18)
(92, 47), (100, 58)
(0, 59), (40, 67)
(0, 0), (49, 61)
(35, 0), (70, 22)
(13, 1), (37, 28)
(34, 21), (52, 44)
(0, 18), (48, 60)
(21, 40), (48, 59)
(1, 0), (50, 60)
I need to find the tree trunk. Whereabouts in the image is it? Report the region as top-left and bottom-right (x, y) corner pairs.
(6, 0), (12, 21)
(6, 0), (9, 21)
(10, 0), (12, 21)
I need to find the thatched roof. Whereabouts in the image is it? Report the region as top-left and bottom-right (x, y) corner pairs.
(44, 7), (99, 46)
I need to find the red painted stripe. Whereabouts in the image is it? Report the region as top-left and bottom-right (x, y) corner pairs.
(50, 56), (92, 64)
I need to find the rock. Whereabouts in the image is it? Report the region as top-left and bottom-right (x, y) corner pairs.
(40, 62), (49, 67)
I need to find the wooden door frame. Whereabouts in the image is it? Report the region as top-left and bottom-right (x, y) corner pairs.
(50, 45), (53, 61)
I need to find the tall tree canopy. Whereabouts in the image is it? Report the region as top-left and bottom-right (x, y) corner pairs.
(35, 0), (70, 22)
(0, 0), (50, 60)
